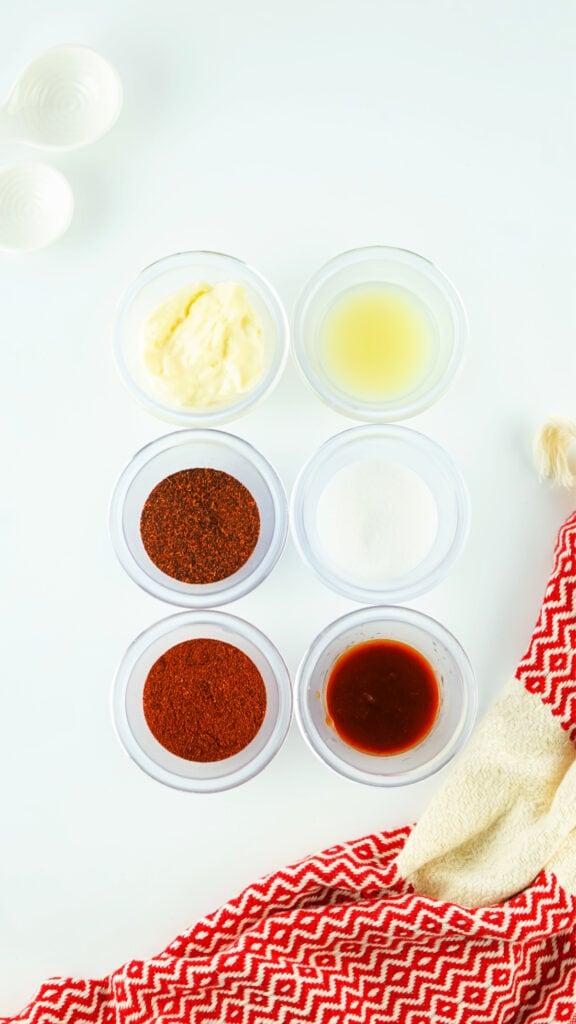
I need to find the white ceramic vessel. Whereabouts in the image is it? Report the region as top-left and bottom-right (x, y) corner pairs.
(0, 162), (74, 252)
(0, 45), (122, 150)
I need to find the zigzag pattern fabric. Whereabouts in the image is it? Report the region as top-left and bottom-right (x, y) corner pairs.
(5, 514), (576, 1024)
(516, 513), (576, 741)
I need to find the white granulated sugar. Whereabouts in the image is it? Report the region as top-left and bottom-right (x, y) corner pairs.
(316, 458), (438, 583)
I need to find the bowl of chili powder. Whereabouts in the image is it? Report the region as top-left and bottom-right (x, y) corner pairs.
(109, 429), (288, 607)
(112, 610), (292, 792)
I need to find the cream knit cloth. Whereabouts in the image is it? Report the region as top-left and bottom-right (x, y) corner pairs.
(398, 510), (576, 907)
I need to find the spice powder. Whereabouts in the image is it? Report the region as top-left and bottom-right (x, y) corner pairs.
(140, 468), (260, 584)
(143, 638), (267, 761)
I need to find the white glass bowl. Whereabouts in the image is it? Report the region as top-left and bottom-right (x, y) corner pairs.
(295, 606), (477, 787)
(113, 250), (289, 426)
(293, 245), (467, 422)
(291, 424), (470, 604)
(110, 429), (288, 607)
(112, 611), (292, 792)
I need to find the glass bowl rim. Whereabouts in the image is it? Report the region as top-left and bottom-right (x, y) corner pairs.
(109, 427), (289, 608)
(111, 609), (293, 792)
(292, 244), (468, 422)
(290, 422), (470, 604)
(113, 249), (290, 427)
(294, 603), (477, 787)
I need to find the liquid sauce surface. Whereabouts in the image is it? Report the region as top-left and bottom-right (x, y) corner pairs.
(325, 639), (440, 755)
(320, 285), (432, 400)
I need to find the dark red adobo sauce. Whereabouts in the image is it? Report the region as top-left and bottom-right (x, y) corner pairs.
(326, 639), (440, 755)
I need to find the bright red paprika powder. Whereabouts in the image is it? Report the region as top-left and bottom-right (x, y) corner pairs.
(143, 638), (267, 762)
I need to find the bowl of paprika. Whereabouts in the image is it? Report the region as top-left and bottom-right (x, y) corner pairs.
(109, 429), (288, 607)
(112, 610), (292, 792)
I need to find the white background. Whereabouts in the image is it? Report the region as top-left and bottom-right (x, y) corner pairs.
(2, 0), (576, 1011)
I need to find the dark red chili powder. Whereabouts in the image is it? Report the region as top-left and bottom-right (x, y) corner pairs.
(140, 468), (260, 584)
(143, 638), (267, 761)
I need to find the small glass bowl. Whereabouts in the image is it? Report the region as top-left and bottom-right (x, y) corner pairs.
(113, 250), (290, 426)
(291, 424), (469, 604)
(295, 606), (477, 787)
(109, 429), (288, 607)
(293, 245), (467, 422)
(112, 610), (292, 792)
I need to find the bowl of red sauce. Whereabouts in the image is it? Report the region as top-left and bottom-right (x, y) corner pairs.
(295, 606), (476, 787)
(112, 610), (292, 792)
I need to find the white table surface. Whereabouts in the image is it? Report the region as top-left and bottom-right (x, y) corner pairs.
(2, 0), (576, 1011)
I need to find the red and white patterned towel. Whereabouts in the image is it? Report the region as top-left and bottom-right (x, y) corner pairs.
(5, 514), (576, 1024)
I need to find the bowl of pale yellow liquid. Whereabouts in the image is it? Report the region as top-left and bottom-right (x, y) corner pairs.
(293, 246), (467, 422)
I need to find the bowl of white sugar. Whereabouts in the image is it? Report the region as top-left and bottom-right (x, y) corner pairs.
(290, 425), (469, 604)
